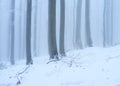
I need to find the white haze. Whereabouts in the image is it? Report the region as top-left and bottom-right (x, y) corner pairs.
(0, 0), (120, 62)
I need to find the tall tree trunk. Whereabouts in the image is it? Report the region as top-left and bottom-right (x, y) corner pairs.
(103, 0), (113, 47)
(59, 0), (65, 57)
(26, 0), (33, 65)
(85, 0), (93, 47)
(73, 0), (76, 48)
(19, 0), (22, 59)
(75, 0), (83, 49)
(33, 0), (38, 57)
(48, 0), (59, 60)
(10, 0), (15, 65)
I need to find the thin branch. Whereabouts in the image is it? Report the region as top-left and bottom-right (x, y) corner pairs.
(16, 65), (30, 85)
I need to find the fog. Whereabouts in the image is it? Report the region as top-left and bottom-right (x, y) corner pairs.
(0, 0), (120, 63)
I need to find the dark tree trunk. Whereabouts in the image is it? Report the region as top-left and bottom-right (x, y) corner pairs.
(75, 0), (83, 49)
(85, 0), (93, 47)
(48, 0), (59, 60)
(10, 0), (15, 65)
(26, 0), (33, 65)
(59, 0), (65, 57)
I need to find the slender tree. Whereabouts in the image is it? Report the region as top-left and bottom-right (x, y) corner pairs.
(103, 0), (107, 47)
(48, 0), (59, 60)
(59, 0), (65, 56)
(73, 0), (76, 48)
(10, 0), (15, 65)
(18, 0), (22, 59)
(26, 0), (33, 65)
(85, 0), (93, 47)
(33, 0), (38, 57)
(75, 0), (83, 49)
(103, 0), (113, 47)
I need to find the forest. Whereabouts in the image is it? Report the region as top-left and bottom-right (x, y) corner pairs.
(0, 0), (120, 86)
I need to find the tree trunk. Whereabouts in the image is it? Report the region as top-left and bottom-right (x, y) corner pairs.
(103, 0), (113, 47)
(10, 0), (15, 65)
(26, 0), (33, 65)
(48, 0), (59, 60)
(85, 0), (93, 47)
(73, 0), (76, 48)
(33, 0), (38, 57)
(75, 0), (83, 49)
(19, 0), (22, 59)
(59, 0), (65, 57)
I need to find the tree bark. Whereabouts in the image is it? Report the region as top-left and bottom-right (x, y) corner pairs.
(103, 0), (113, 47)
(10, 0), (15, 65)
(33, 0), (38, 57)
(59, 0), (65, 56)
(26, 0), (33, 65)
(48, 0), (59, 60)
(75, 0), (83, 49)
(18, 0), (22, 59)
(85, 0), (93, 47)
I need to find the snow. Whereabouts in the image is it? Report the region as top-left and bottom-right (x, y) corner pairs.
(1, 46), (120, 86)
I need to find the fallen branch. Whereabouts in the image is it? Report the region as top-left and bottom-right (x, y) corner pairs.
(16, 65), (30, 85)
(47, 59), (58, 64)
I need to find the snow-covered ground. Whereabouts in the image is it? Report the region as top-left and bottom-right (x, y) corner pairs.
(1, 45), (120, 86)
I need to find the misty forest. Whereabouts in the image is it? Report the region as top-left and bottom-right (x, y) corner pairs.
(0, 0), (120, 86)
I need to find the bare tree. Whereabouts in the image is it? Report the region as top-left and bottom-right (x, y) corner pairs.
(103, 0), (113, 47)
(75, 0), (83, 49)
(26, 0), (33, 65)
(59, 0), (65, 56)
(10, 0), (15, 65)
(48, 0), (59, 60)
(85, 0), (93, 47)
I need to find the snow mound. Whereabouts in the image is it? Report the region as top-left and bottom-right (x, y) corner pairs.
(1, 46), (120, 86)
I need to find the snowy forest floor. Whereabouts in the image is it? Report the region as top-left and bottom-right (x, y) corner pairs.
(1, 45), (120, 86)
